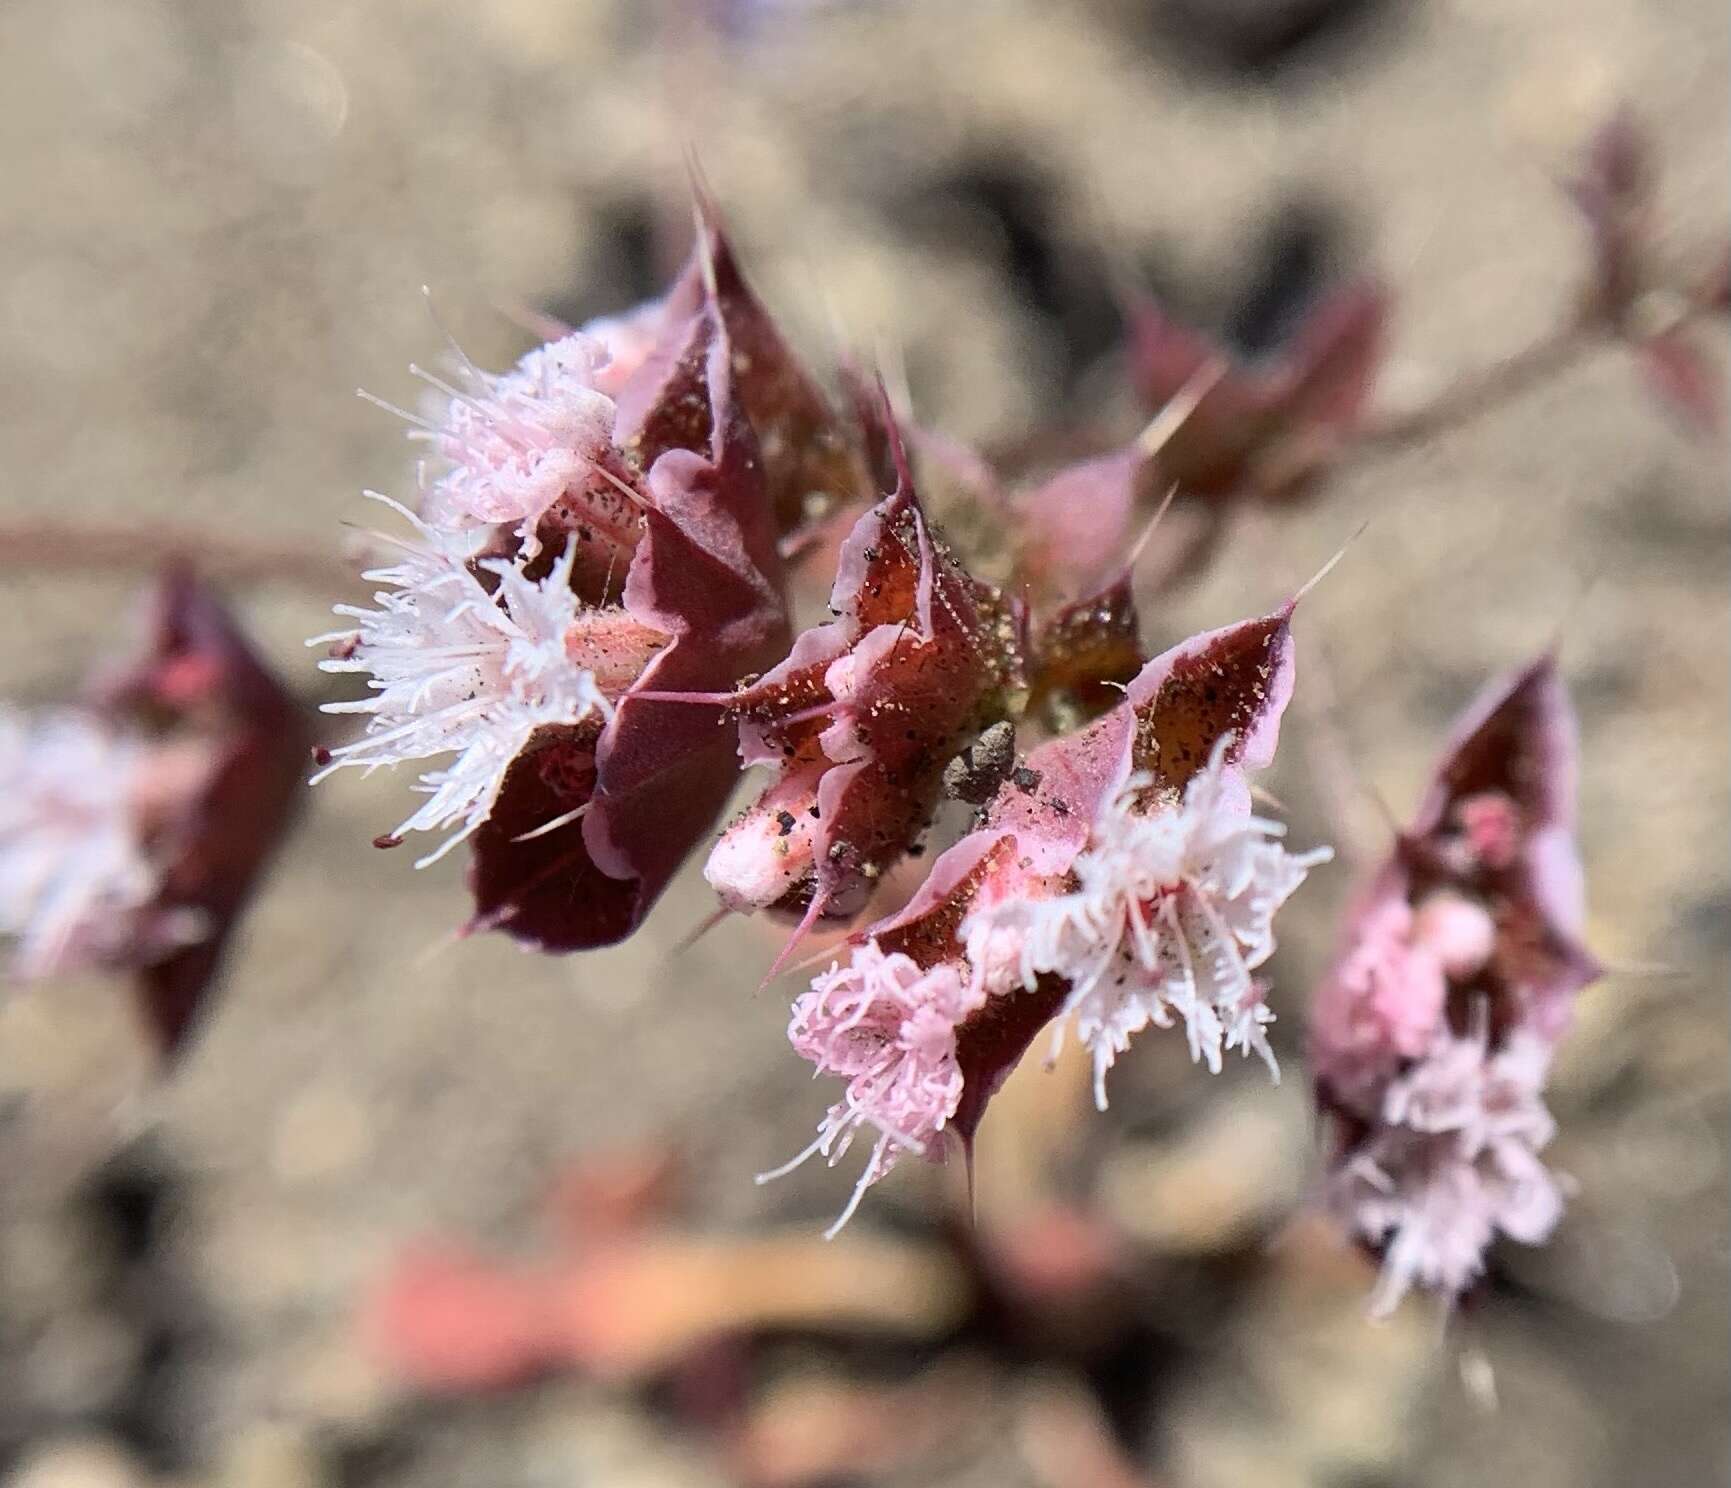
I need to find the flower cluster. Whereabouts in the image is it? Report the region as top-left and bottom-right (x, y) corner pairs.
(292, 186), (1625, 1265)
(315, 203), (854, 949)
(766, 604), (1332, 1227)
(1309, 654), (1599, 1312)
(1, 708), (161, 979)
(1, 570), (306, 1054)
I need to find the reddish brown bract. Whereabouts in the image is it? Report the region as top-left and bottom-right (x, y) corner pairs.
(99, 569), (308, 1055)
(705, 420), (1024, 937)
(1310, 654), (1600, 1309)
(468, 261), (792, 951)
(1126, 282), (1386, 502)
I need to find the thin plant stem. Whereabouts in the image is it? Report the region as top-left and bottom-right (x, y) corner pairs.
(1350, 319), (1599, 459)
(0, 297), (1708, 597)
(0, 519), (351, 595)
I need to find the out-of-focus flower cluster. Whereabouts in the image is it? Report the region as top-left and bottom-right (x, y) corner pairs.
(1309, 656), (1599, 1311)
(1, 571), (306, 1054)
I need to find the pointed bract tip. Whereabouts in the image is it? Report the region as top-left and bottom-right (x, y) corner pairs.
(683, 149), (721, 223)
(1126, 483), (1181, 571)
(1289, 520), (1370, 609)
(672, 903), (735, 957)
(874, 379), (916, 500)
(758, 891), (832, 990)
(1136, 357), (1227, 458)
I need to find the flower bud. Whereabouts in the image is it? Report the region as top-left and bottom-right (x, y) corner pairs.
(1411, 889), (1497, 980)
(704, 416), (1024, 942)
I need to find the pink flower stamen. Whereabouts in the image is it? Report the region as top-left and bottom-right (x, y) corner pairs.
(759, 942), (986, 1237)
(965, 736), (1329, 1109)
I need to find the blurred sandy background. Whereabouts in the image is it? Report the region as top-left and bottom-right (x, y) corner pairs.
(0, 0), (1726, 1484)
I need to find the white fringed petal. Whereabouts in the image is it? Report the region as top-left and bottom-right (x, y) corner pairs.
(760, 942), (986, 1237)
(310, 497), (609, 865)
(0, 709), (157, 978)
(1337, 1019), (1568, 1315)
(964, 738), (1330, 1108)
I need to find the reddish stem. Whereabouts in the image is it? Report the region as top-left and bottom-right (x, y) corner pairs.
(1350, 319), (1598, 458)
(0, 520), (350, 594)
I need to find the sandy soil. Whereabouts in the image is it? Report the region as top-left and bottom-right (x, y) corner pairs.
(0, 1), (1725, 1485)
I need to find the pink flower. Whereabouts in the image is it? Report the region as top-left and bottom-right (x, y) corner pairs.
(1, 708), (162, 979)
(312, 512), (617, 865)
(318, 216), (793, 952)
(765, 602), (1326, 1228)
(952, 604), (1324, 1113)
(3, 570), (307, 1055)
(968, 737), (1330, 1108)
(1310, 653), (1599, 1310)
(1330, 1017), (1566, 1316)
(415, 331), (624, 546)
(1308, 887), (1449, 1112)
(761, 942), (987, 1236)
